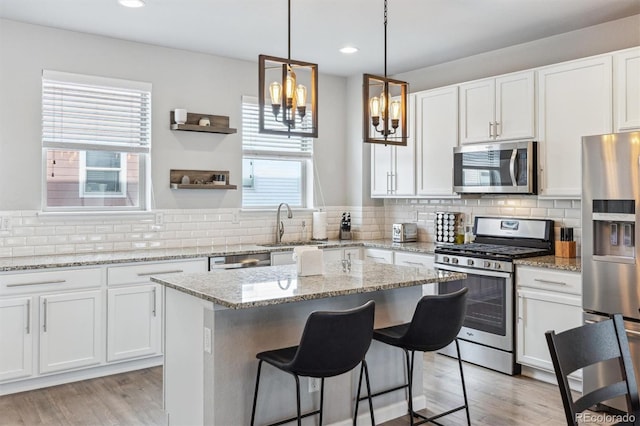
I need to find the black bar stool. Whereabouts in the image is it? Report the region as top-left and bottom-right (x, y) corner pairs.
(250, 300), (376, 426)
(368, 288), (470, 426)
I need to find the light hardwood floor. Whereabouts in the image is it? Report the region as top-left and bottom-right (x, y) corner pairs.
(0, 354), (613, 425)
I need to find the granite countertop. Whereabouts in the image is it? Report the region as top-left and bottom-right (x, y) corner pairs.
(152, 260), (464, 309)
(514, 255), (582, 272)
(0, 239), (436, 272)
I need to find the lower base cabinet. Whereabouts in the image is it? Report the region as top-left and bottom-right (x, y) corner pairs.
(516, 266), (582, 381)
(39, 290), (103, 374)
(107, 284), (161, 362)
(0, 297), (33, 381)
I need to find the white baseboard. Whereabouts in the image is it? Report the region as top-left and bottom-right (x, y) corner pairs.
(0, 356), (162, 396)
(328, 396), (426, 426)
(521, 365), (582, 392)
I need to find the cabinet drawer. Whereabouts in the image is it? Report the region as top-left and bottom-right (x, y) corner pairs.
(0, 268), (103, 296)
(107, 259), (207, 286)
(394, 252), (434, 269)
(363, 248), (393, 264)
(516, 266), (581, 295)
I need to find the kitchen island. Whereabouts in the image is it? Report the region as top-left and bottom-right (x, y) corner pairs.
(152, 260), (464, 426)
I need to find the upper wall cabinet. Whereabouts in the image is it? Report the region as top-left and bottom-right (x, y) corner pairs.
(371, 95), (416, 197)
(614, 47), (640, 131)
(459, 71), (535, 144)
(415, 86), (459, 197)
(537, 56), (613, 198)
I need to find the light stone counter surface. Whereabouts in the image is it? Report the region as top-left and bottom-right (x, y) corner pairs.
(514, 255), (582, 272)
(0, 239), (435, 272)
(152, 260), (464, 309)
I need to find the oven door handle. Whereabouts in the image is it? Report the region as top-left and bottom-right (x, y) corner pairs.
(436, 264), (511, 279)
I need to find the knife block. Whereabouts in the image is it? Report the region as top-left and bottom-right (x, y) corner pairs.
(555, 241), (576, 258)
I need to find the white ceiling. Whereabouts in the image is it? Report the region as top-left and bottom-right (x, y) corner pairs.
(1, 0), (639, 76)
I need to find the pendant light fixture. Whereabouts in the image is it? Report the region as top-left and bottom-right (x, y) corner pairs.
(363, 0), (408, 145)
(258, 0), (318, 138)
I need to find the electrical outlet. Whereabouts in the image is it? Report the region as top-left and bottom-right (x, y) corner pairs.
(0, 217), (11, 231)
(308, 377), (321, 393)
(155, 212), (163, 225)
(301, 220), (306, 227)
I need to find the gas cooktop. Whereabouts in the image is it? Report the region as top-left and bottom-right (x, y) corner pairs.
(435, 243), (551, 260)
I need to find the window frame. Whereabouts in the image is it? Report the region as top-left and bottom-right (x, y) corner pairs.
(241, 96), (314, 210)
(78, 151), (128, 199)
(41, 70), (151, 213)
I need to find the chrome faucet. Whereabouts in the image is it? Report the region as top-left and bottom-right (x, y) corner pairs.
(276, 203), (293, 243)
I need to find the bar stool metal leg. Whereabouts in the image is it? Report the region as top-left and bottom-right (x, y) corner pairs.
(455, 339), (471, 426)
(404, 350), (415, 426)
(294, 374), (302, 426)
(362, 360), (376, 426)
(319, 378), (325, 426)
(251, 360), (263, 426)
(354, 361), (376, 426)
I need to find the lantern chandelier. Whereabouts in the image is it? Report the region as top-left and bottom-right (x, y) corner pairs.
(363, 0), (409, 145)
(258, 0), (318, 138)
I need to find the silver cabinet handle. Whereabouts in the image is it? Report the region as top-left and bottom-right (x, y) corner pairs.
(494, 121), (500, 137)
(366, 255), (386, 260)
(488, 122), (493, 138)
(386, 172), (391, 194)
(392, 173), (397, 192)
(509, 149), (518, 186)
(7, 279), (66, 288)
(627, 329), (640, 337)
(152, 287), (157, 317)
(518, 294), (524, 322)
(26, 299), (31, 334)
(403, 261), (425, 266)
(137, 270), (183, 277)
(533, 278), (566, 286)
(42, 299), (48, 332)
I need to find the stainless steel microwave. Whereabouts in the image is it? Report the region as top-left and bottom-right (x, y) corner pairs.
(453, 141), (538, 194)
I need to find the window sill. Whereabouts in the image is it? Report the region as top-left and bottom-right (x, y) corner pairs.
(37, 210), (156, 221)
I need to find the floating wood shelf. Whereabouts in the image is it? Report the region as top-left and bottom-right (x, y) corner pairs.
(170, 111), (237, 134)
(169, 169), (237, 190)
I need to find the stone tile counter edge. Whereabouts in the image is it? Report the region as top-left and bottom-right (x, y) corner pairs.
(0, 240), (435, 271)
(514, 255), (581, 272)
(152, 261), (464, 309)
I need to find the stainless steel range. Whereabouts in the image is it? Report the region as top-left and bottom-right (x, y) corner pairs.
(434, 216), (554, 375)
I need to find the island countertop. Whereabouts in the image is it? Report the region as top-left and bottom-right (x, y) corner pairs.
(152, 260), (465, 309)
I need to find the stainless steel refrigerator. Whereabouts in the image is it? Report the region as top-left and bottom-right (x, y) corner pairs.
(582, 131), (640, 412)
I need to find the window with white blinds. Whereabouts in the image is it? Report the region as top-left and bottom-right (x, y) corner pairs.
(42, 71), (151, 212)
(242, 96), (313, 208)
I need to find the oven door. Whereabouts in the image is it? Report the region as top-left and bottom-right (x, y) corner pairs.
(436, 263), (514, 351)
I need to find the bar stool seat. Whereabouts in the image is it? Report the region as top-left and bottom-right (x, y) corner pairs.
(370, 288), (470, 426)
(250, 300), (376, 426)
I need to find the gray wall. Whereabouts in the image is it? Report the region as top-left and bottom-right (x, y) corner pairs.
(0, 19), (348, 210)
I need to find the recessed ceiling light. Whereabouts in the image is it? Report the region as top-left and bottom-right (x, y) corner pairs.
(339, 46), (359, 54)
(118, 0), (145, 8)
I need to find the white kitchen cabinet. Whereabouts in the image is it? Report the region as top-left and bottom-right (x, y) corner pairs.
(415, 86), (459, 197)
(107, 284), (160, 362)
(614, 47), (640, 131)
(371, 95), (416, 197)
(39, 289), (103, 374)
(323, 247), (362, 262)
(394, 251), (436, 296)
(0, 297), (34, 381)
(537, 56), (612, 197)
(459, 71), (535, 144)
(363, 248), (394, 264)
(106, 259), (205, 362)
(516, 266), (582, 384)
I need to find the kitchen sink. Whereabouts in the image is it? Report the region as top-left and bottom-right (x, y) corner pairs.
(258, 241), (329, 248)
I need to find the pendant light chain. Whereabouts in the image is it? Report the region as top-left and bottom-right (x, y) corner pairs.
(287, 0), (291, 62)
(384, 0), (388, 78)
